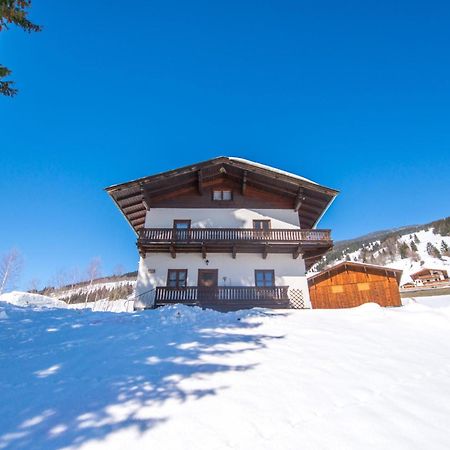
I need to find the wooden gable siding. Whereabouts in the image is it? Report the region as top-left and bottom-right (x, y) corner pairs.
(106, 157), (338, 233)
(309, 265), (402, 309)
(150, 176), (295, 209)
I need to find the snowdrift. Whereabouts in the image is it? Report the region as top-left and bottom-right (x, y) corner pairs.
(0, 291), (134, 313)
(1, 297), (450, 449)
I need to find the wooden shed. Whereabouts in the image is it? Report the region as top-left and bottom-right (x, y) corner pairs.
(308, 261), (402, 309)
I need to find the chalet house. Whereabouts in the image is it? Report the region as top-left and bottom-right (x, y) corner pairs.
(106, 157), (338, 310)
(410, 268), (449, 287)
(308, 261), (403, 308)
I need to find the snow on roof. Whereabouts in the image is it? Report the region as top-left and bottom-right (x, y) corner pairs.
(228, 157), (319, 186)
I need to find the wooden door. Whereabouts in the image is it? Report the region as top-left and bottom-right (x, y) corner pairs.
(198, 269), (218, 301)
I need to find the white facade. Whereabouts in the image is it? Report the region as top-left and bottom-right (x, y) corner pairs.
(134, 207), (311, 309)
(144, 208), (301, 229)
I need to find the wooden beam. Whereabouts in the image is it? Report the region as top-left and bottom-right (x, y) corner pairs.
(202, 245), (207, 259)
(294, 188), (306, 212)
(242, 170), (248, 195)
(232, 245), (237, 259)
(293, 245), (302, 259)
(262, 244), (268, 259)
(141, 186), (152, 210)
(169, 245), (176, 259)
(197, 169), (204, 195)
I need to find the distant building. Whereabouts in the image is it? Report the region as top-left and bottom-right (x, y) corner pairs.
(308, 261), (402, 308)
(410, 268), (449, 287)
(106, 157), (338, 310)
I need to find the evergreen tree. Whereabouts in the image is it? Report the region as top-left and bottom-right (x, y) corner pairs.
(414, 234), (420, 244)
(410, 240), (418, 252)
(0, 1), (41, 96)
(441, 240), (449, 256)
(399, 242), (410, 259)
(427, 242), (441, 259)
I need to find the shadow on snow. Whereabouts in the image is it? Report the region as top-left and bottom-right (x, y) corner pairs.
(0, 304), (286, 449)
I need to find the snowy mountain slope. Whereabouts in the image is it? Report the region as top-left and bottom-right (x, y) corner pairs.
(1, 299), (450, 450)
(36, 275), (137, 306)
(313, 216), (450, 285)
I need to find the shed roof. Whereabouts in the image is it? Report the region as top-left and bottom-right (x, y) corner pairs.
(308, 261), (403, 285)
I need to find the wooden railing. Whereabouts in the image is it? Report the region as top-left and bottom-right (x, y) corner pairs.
(155, 286), (289, 304)
(139, 227), (331, 243)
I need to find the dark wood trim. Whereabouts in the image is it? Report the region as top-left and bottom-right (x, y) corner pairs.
(242, 170), (248, 195)
(294, 188), (305, 212)
(197, 170), (203, 195)
(293, 245), (302, 259)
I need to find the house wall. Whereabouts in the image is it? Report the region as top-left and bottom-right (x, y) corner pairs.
(308, 268), (401, 309)
(144, 208), (301, 229)
(135, 252), (310, 309)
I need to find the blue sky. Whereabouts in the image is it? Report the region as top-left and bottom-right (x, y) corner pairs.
(1, 0), (449, 289)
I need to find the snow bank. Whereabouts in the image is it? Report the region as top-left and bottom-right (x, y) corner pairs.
(1, 302), (450, 450)
(402, 293), (450, 309)
(0, 291), (69, 309)
(0, 291), (134, 313)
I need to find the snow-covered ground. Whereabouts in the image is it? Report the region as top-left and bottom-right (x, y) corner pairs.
(1, 296), (450, 450)
(0, 291), (134, 313)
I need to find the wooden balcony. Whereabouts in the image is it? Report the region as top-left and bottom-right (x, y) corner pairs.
(154, 285), (290, 310)
(138, 227), (332, 261)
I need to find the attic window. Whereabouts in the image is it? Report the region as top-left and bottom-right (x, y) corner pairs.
(213, 190), (232, 201)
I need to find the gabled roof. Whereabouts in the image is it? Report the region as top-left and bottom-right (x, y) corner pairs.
(105, 156), (339, 234)
(410, 267), (448, 279)
(308, 261), (403, 285)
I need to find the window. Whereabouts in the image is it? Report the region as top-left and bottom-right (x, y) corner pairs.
(173, 220), (191, 229)
(213, 190), (232, 201)
(167, 269), (187, 288)
(253, 220), (271, 230)
(173, 220), (191, 240)
(255, 270), (275, 287)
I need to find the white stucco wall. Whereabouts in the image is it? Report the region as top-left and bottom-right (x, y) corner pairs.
(134, 252), (310, 309)
(144, 208), (300, 229)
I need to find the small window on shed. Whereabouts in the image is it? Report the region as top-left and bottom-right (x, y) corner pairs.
(357, 283), (370, 291)
(331, 285), (344, 294)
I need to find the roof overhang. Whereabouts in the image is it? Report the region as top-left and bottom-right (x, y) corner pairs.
(105, 156), (339, 234)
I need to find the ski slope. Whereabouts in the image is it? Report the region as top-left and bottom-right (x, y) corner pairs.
(1, 296), (450, 449)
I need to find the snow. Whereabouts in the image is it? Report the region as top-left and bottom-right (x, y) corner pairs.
(1, 295), (450, 449)
(229, 157), (320, 185)
(0, 291), (134, 313)
(322, 227), (450, 285)
(402, 294), (450, 308)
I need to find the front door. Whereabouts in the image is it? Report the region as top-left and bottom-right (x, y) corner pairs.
(198, 269), (218, 301)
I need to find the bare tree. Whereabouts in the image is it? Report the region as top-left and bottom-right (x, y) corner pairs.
(113, 264), (125, 277)
(0, 249), (23, 294)
(50, 269), (70, 290)
(85, 257), (102, 306)
(67, 267), (82, 289)
(86, 257), (102, 283)
(27, 278), (41, 293)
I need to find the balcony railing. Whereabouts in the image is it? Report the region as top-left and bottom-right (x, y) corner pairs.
(155, 286), (289, 305)
(139, 227), (331, 244)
